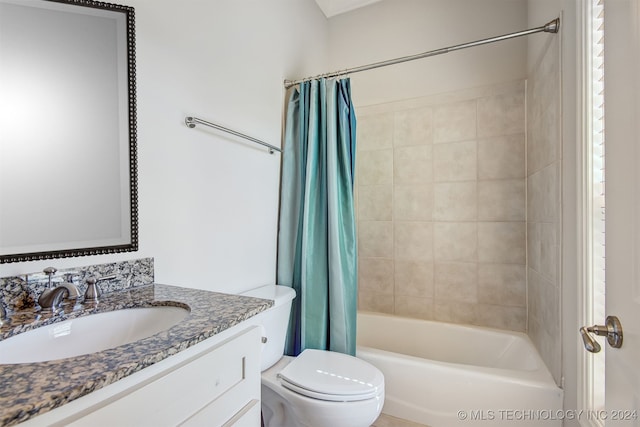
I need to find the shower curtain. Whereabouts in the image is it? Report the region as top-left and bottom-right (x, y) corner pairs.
(277, 77), (357, 356)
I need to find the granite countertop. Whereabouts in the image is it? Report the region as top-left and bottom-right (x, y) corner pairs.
(0, 284), (274, 426)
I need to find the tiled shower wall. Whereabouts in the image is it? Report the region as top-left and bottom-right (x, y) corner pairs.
(526, 35), (562, 383)
(356, 80), (527, 332)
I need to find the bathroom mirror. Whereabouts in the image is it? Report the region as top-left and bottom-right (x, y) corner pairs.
(0, 0), (138, 263)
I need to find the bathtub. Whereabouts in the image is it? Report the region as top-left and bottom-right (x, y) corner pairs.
(356, 312), (563, 426)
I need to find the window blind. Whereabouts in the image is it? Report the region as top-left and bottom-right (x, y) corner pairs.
(590, 0), (606, 415)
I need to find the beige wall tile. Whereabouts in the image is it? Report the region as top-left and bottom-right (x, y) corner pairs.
(394, 184), (433, 221)
(394, 107), (433, 147)
(478, 264), (526, 306)
(477, 134), (525, 180)
(358, 291), (394, 314)
(528, 273), (559, 345)
(433, 140), (477, 182)
(526, 36), (561, 384)
(354, 80), (561, 339)
(528, 269), (560, 337)
(433, 182), (477, 221)
(434, 262), (477, 303)
(527, 222), (541, 273)
(395, 295), (434, 320)
(359, 258), (394, 294)
(478, 222), (525, 264)
(357, 113), (394, 151)
(358, 221), (393, 258)
(358, 185), (392, 221)
(433, 222), (477, 262)
(527, 222), (558, 283)
(358, 149), (393, 186)
(394, 145), (433, 184)
(433, 100), (477, 143)
(539, 222), (559, 283)
(527, 163), (559, 223)
(477, 92), (525, 138)
(477, 180), (525, 221)
(395, 221), (433, 260)
(395, 260), (434, 298)
(527, 108), (559, 174)
(527, 268), (543, 325)
(544, 329), (562, 384)
(541, 97), (560, 156)
(476, 304), (526, 331)
(527, 316), (561, 383)
(434, 300), (477, 324)
(528, 274), (561, 384)
(528, 317), (543, 357)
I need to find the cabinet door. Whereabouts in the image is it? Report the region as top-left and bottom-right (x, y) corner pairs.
(182, 398), (260, 427)
(66, 326), (261, 427)
(224, 400), (261, 427)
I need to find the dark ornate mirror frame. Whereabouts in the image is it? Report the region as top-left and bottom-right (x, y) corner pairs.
(0, 0), (138, 263)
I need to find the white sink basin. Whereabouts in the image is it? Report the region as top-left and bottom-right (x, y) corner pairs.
(0, 306), (189, 364)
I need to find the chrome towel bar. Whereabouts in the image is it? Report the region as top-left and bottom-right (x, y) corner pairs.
(185, 116), (282, 154)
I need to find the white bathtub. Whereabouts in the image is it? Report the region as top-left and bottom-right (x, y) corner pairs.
(356, 312), (563, 426)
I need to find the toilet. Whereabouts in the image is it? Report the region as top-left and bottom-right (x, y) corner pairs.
(241, 285), (385, 427)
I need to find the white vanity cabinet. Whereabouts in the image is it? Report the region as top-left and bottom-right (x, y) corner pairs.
(21, 325), (262, 427)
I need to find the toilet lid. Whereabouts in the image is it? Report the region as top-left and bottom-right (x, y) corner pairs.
(277, 349), (384, 402)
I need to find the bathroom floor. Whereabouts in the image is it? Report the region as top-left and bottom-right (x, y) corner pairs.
(372, 413), (431, 427)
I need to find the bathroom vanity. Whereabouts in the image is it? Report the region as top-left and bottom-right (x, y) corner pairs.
(0, 283), (273, 426)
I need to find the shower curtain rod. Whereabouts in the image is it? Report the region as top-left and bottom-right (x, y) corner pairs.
(284, 18), (559, 89)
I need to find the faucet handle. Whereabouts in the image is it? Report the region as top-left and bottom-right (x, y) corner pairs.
(84, 274), (116, 302)
(84, 277), (101, 302)
(43, 267), (57, 289)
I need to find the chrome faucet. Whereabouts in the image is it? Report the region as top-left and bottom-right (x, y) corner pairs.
(60, 273), (80, 299)
(37, 267), (80, 312)
(38, 287), (71, 311)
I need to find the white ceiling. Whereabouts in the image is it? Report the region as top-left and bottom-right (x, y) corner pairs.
(313, 0), (383, 18)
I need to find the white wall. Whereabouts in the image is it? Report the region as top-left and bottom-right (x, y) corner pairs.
(0, 0), (329, 295)
(327, 0), (528, 106)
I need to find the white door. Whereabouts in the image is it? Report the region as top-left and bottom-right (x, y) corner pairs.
(603, 0), (640, 423)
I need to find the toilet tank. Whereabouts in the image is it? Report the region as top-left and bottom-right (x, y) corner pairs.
(240, 285), (296, 371)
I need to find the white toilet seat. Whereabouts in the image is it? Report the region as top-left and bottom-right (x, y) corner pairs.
(277, 349), (384, 402)
(240, 285), (385, 427)
(278, 378), (380, 401)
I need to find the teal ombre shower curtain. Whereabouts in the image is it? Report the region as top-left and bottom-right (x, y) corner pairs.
(277, 78), (357, 356)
